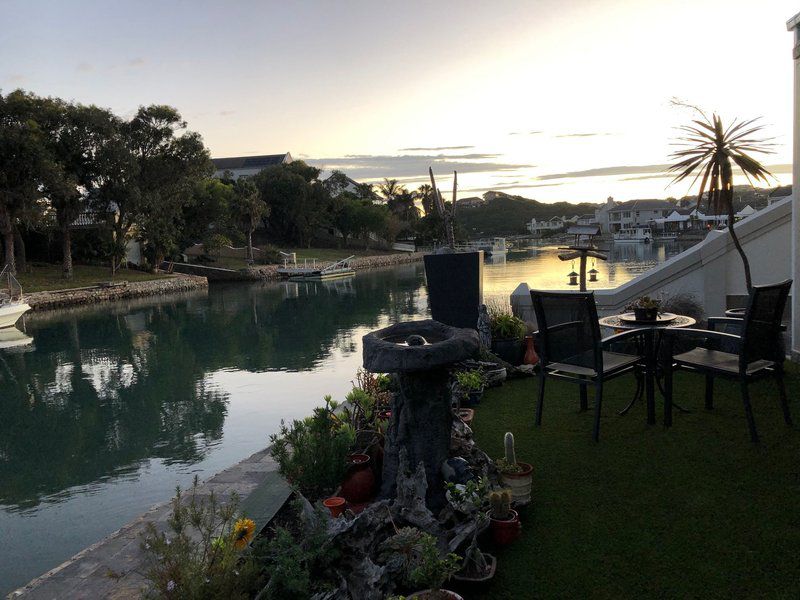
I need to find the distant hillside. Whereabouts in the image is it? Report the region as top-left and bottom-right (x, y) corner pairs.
(457, 193), (600, 236)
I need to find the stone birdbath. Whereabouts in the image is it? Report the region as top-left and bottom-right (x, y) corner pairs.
(362, 319), (479, 510)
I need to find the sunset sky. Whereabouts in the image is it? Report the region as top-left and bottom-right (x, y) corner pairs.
(2, 0), (796, 203)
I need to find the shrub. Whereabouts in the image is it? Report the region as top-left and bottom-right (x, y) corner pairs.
(269, 396), (355, 499)
(140, 477), (261, 599)
(489, 313), (526, 340)
(454, 369), (485, 392)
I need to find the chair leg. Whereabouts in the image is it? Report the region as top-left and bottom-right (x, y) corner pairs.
(592, 381), (603, 442)
(664, 365), (673, 428)
(776, 370), (793, 426)
(535, 372), (546, 426)
(705, 375), (714, 410)
(740, 380), (759, 443)
(579, 384), (588, 412)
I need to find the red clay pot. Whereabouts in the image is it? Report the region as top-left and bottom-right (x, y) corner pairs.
(489, 509), (521, 546)
(523, 335), (539, 366)
(323, 496), (346, 518)
(341, 453), (375, 504)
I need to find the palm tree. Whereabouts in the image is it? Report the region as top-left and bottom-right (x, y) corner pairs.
(669, 110), (774, 291)
(378, 178), (401, 202)
(415, 184), (434, 216)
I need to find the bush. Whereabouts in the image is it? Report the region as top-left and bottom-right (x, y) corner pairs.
(269, 396), (355, 498)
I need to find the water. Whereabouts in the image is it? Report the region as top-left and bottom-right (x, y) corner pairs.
(0, 241), (692, 593)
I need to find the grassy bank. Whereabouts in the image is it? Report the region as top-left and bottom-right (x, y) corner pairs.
(468, 365), (800, 599)
(17, 264), (168, 293)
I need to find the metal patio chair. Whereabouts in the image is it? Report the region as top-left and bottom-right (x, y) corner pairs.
(663, 280), (793, 442)
(531, 290), (645, 442)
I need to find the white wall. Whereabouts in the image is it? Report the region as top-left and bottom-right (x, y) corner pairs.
(791, 14), (800, 360)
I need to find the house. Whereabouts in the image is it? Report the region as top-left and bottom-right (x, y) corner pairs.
(577, 213), (597, 226)
(211, 153), (293, 180)
(653, 208), (694, 233)
(527, 216), (565, 234)
(593, 197), (617, 233)
(456, 196), (485, 209)
(606, 199), (676, 232)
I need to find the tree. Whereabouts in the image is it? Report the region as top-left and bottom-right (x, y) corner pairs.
(230, 178), (268, 261)
(378, 178), (402, 202)
(331, 194), (361, 248)
(252, 161), (330, 247)
(0, 90), (50, 274)
(181, 178), (234, 251)
(353, 202), (388, 249)
(416, 184), (435, 217)
(669, 109), (774, 291)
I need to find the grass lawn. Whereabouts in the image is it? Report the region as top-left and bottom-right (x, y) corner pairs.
(17, 263), (168, 293)
(466, 364), (800, 599)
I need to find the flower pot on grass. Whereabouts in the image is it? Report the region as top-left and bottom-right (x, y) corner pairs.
(500, 462), (533, 505)
(488, 489), (521, 546)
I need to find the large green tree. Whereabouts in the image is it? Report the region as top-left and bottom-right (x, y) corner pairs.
(230, 178), (268, 261)
(669, 110), (774, 291)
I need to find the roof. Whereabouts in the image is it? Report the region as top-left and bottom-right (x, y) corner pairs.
(787, 11), (800, 30)
(578, 213), (596, 220)
(608, 199), (676, 212)
(567, 225), (600, 236)
(212, 153), (291, 171)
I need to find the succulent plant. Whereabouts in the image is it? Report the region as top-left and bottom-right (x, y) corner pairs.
(489, 489), (512, 520)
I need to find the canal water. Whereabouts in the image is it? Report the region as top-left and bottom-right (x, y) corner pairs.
(0, 240), (693, 593)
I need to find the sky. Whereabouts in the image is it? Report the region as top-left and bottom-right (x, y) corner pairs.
(1, 0), (797, 203)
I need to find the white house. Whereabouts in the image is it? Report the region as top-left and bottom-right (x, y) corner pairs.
(594, 196), (617, 233)
(211, 153), (293, 180)
(527, 216), (564, 234)
(606, 199), (676, 232)
(577, 213), (597, 226)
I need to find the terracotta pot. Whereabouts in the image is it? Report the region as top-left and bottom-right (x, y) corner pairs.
(500, 461), (533, 505)
(523, 335), (539, 366)
(355, 430), (385, 483)
(323, 496), (346, 518)
(489, 509), (521, 546)
(340, 453), (375, 504)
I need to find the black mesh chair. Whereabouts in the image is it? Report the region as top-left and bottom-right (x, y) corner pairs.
(531, 290), (645, 442)
(663, 280), (793, 442)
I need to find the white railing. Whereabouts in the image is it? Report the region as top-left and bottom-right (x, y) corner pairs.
(0, 265), (23, 303)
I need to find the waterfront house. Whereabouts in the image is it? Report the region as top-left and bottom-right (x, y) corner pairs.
(211, 153), (293, 180)
(593, 196), (617, 233)
(527, 215), (565, 234)
(577, 213), (597, 226)
(606, 199), (676, 232)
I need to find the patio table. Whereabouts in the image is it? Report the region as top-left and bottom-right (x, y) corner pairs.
(599, 312), (696, 425)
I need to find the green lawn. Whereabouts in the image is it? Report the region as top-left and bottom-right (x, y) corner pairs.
(466, 365), (800, 599)
(17, 264), (168, 293)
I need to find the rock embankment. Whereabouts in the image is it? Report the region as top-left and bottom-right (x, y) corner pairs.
(244, 251), (424, 281)
(26, 274), (209, 312)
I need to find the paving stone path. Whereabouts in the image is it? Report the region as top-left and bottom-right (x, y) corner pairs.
(8, 449), (291, 600)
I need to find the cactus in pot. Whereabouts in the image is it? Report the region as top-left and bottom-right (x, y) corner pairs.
(495, 432), (533, 505)
(487, 489), (520, 546)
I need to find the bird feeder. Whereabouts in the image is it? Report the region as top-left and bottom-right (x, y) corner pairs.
(589, 267), (599, 282)
(567, 270), (579, 286)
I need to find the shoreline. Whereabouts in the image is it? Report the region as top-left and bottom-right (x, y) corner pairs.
(22, 252), (424, 313)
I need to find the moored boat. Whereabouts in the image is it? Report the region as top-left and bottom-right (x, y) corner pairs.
(613, 226), (652, 243)
(0, 266), (31, 329)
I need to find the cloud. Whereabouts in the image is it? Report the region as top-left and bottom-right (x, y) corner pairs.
(460, 181), (564, 193)
(127, 57), (145, 67)
(76, 62), (93, 73)
(537, 163), (670, 181)
(509, 130), (543, 136)
(555, 132), (612, 138)
(7, 74), (26, 83)
(398, 145), (475, 151)
(307, 153), (532, 179)
(218, 110), (236, 117)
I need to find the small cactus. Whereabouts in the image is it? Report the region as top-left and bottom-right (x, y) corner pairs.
(503, 432), (517, 467)
(489, 489), (512, 520)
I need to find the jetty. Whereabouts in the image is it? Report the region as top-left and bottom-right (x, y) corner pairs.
(276, 253), (356, 281)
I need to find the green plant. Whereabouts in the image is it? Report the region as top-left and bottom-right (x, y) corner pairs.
(489, 489), (512, 520)
(251, 501), (339, 599)
(490, 313), (526, 340)
(408, 533), (461, 594)
(269, 396), (355, 498)
(496, 431), (525, 474)
(140, 477), (261, 599)
(445, 477), (490, 512)
(669, 105), (774, 292)
(626, 295), (660, 310)
(455, 369), (485, 392)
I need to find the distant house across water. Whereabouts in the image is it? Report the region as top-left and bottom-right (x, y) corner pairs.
(606, 199), (676, 232)
(211, 152), (293, 180)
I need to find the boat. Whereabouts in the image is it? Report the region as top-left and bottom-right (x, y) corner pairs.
(0, 266), (31, 329)
(613, 226), (652, 243)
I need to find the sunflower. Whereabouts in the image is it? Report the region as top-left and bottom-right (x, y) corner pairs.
(231, 518), (256, 549)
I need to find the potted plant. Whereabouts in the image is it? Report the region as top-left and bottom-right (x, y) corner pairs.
(454, 513), (496, 584)
(489, 312), (526, 365)
(488, 489), (521, 547)
(626, 296), (660, 322)
(406, 533), (463, 599)
(495, 432), (533, 505)
(322, 496), (346, 518)
(453, 369), (485, 406)
(445, 477), (490, 514)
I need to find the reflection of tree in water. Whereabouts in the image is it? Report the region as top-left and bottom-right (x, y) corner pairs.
(0, 264), (427, 509)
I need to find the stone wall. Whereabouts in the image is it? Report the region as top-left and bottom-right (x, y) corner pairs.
(26, 274), (209, 312)
(243, 251), (424, 281)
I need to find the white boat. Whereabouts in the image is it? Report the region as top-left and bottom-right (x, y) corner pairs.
(0, 266), (31, 328)
(613, 226), (652, 243)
